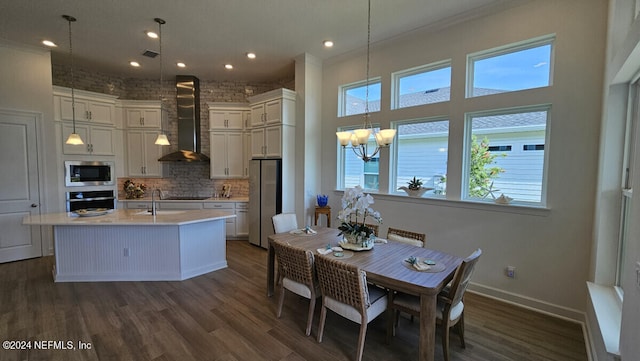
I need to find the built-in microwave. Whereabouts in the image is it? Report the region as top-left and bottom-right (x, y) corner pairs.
(64, 160), (115, 187)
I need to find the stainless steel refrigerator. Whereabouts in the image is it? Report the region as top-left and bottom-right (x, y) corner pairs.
(249, 159), (282, 248)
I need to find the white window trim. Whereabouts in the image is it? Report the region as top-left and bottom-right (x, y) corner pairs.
(337, 77), (382, 117)
(390, 59), (451, 110)
(462, 104), (552, 206)
(389, 116), (450, 197)
(466, 34), (556, 98)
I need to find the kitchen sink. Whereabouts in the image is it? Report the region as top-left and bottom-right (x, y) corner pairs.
(134, 210), (186, 216)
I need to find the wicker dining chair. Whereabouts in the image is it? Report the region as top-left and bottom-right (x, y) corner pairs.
(315, 255), (388, 361)
(365, 223), (379, 236)
(387, 249), (482, 361)
(272, 241), (319, 336)
(386, 227), (426, 247)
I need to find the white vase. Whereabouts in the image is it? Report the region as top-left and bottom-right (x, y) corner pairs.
(399, 186), (433, 197)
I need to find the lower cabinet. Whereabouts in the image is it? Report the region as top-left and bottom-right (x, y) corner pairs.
(121, 200), (247, 238)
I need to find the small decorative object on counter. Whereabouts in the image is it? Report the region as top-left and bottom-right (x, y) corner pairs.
(124, 179), (146, 199)
(337, 185), (382, 250)
(317, 194), (328, 207)
(398, 176), (433, 197)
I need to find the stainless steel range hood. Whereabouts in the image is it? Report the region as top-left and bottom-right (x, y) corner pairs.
(158, 75), (210, 162)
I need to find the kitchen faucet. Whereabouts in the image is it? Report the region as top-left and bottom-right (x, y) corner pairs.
(151, 188), (162, 215)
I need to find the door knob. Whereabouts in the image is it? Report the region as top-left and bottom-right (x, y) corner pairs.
(31, 203), (38, 207)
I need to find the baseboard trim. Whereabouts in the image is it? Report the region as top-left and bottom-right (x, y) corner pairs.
(468, 282), (586, 322)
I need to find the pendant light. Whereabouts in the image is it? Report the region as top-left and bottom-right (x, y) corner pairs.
(63, 15), (84, 145)
(154, 18), (170, 146)
(336, 0), (396, 162)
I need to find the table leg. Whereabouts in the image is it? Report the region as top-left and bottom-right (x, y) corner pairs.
(419, 293), (436, 361)
(267, 240), (275, 297)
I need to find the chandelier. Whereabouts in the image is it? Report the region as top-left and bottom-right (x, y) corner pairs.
(336, 0), (396, 162)
(63, 15), (83, 145)
(154, 18), (170, 146)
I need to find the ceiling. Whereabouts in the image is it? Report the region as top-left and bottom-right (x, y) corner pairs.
(0, 0), (519, 82)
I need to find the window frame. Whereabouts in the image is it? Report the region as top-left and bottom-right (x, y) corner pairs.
(466, 35), (556, 98)
(337, 123), (383, 191)
(462, 105), (551, 206)
(338, 77), (382, 117)
(391, 59), (452, 110)
(390, 116), (450, 197)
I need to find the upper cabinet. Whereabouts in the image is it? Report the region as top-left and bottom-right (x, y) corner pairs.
(247, 89), (296, 159)
(208, 103), (250, 130)
(121, 100), (162, 129)
(54, 86), (118, 156)
(53, 86), (118, 125)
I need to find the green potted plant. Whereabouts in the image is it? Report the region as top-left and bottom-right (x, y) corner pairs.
(398, 176), (433, 197)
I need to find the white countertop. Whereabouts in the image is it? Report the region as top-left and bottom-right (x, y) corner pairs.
(23, 209), (236, 226)
(118, 197), (248, 203)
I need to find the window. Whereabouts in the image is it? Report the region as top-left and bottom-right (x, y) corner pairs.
(468, 36), (554, 97)
(392, 119), (449, 195)
(392, 61), (451, 109)
(338, 126), (381, 191)
(464, 107), (549, 204)
(339, 78), (381, 117)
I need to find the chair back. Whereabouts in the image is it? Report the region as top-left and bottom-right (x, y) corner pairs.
(445, 249), (482, 306)
(365, 223), (379, 236)
(386, 227), (426, 247)
(315, 255), (369, 314)
(272, 213), (298, 233)
(272, 241), (315, 288)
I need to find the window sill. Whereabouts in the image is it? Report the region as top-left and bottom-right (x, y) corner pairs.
(586, 282), (621, 358)
(333, 190), (550, 217)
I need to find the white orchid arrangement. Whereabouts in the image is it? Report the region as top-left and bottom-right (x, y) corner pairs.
(337, 185), (382, 239)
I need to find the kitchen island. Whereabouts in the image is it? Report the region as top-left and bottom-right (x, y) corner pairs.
(23, 209), (235, 282)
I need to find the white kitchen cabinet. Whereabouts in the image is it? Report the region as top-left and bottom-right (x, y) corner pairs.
(203, 202), (236, 237)
(159, 202), (203, 210)
(124, 201), (152, 209)
(210, 132), (244, 178)
(126, 130), (163, 177)
(235, 203), (249, 237)
(62, 123), (114, 155)
(248, 88), (295, 159)
(53, 86), (117, 125)
(121, 100), (162, 128)
(243, 132), (251, 177)
(208, 103), (249, 130)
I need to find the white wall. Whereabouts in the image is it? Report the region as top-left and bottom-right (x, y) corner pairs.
(0, 42), (60, 253)
(321, 0), (606, 319)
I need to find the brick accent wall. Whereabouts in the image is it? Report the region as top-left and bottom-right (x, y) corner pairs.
(52, 63), (292, 198)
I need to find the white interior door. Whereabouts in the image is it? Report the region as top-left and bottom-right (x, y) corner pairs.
(0, 109), (42, 263)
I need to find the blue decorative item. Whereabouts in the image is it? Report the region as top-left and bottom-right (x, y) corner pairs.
(317, 194), (328, 207)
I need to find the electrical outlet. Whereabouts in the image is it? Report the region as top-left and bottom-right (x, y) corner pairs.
(506, 266), (516, 278)
(123, 248), (129, 257)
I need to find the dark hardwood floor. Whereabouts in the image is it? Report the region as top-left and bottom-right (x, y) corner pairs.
(0, 240), (588, 361)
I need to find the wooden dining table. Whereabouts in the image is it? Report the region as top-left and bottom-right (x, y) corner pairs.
(267, 227), (463, 361)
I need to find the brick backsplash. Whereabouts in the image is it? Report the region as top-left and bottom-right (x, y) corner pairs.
(52, 63), (292, 198)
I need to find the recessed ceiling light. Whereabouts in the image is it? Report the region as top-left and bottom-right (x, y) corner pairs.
(225, 64), (233, 70)
(246, 52), (256, 59)
(146, 31), (158, 39)
(177, 62), (186, 68)
(42, 40), (57, 47)
(323, 40), (334, 48)
(130, 61), (140, 67)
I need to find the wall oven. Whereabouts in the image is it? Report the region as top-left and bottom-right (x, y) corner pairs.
(64, 160), (115, 187)
(66, 190), (116, 212)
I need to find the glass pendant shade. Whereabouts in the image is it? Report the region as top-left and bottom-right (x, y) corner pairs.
(65, 132), (84, 145)
(154, 133), (170, 145)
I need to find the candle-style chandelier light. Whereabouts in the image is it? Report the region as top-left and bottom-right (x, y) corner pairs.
(336, 0), (396, 162)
